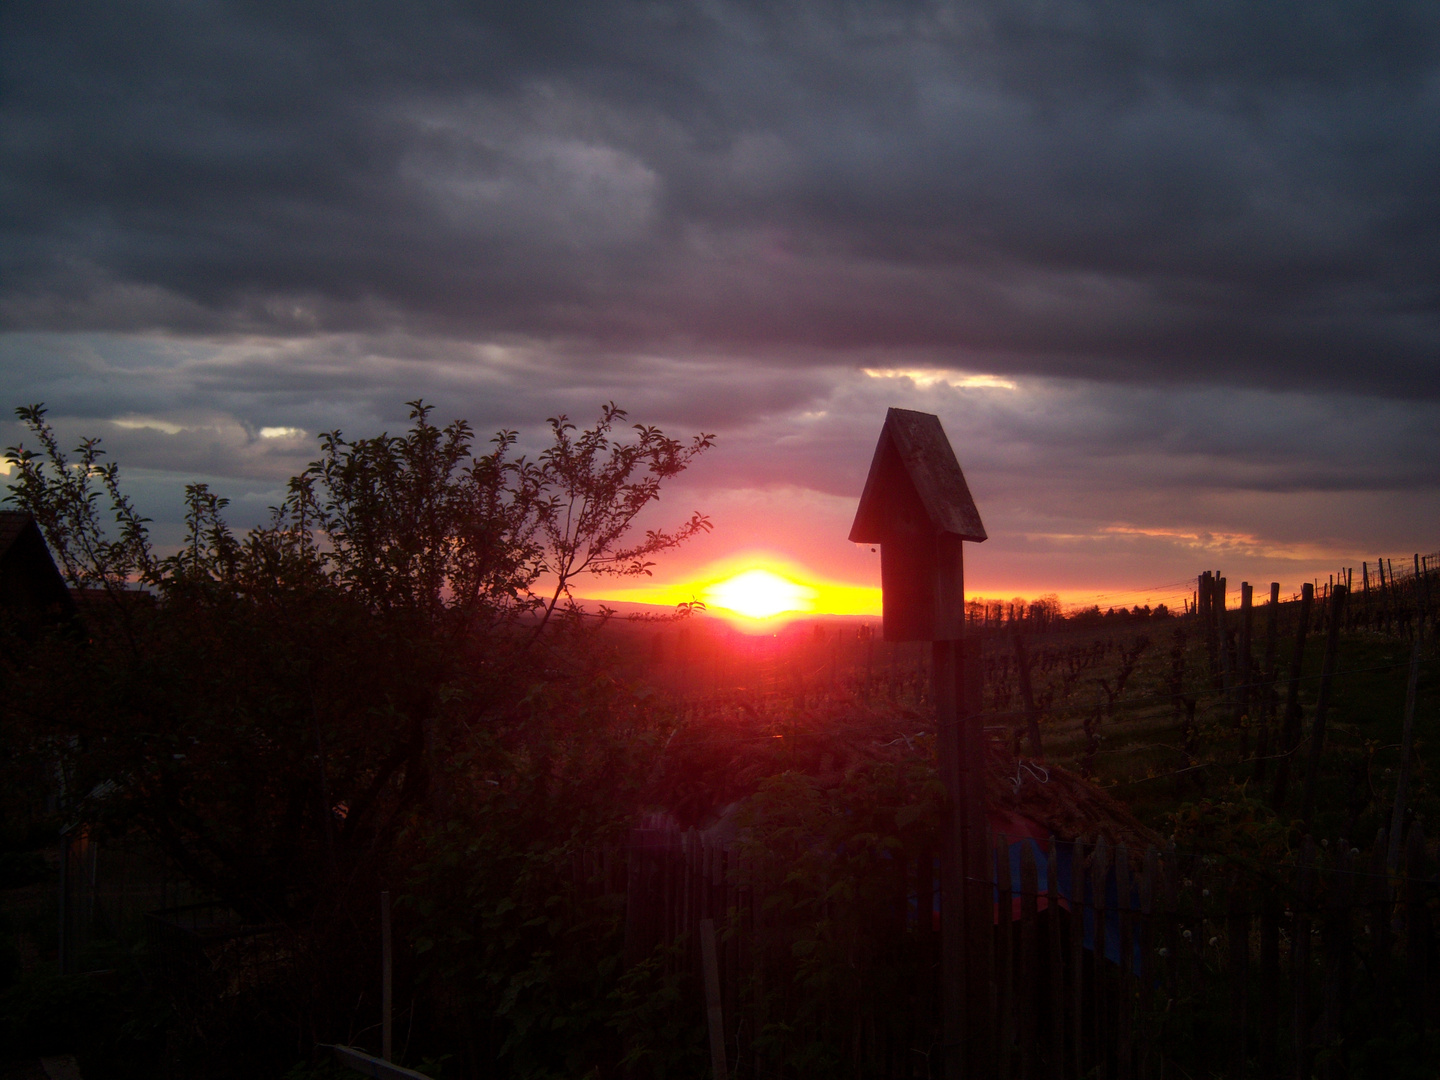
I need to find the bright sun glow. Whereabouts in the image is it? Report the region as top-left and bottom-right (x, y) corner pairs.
(704, 569), (817, 619)
(585, 554), (883, 628)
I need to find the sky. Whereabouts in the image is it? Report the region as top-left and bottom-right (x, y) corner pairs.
(3, 1), (1439, 618)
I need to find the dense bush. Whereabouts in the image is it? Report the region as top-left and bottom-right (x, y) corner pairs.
(0, 401), (710, 1076)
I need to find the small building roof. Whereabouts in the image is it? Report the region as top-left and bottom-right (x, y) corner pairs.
(848, 408), (987, 544)
(0, 509), (74, 617)
(0, 510), (32, 555)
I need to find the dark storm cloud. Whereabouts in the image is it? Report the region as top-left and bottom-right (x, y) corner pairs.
(4, 1), (1440, 397)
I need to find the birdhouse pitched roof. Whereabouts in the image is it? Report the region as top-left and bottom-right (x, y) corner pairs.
(0, 509), (75, 615)
(848, 408), (987, 544)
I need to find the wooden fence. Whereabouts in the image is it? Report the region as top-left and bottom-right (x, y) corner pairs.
(614, 820), (1439, 1079)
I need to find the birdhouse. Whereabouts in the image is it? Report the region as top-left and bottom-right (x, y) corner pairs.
(849, 408), (986, 642)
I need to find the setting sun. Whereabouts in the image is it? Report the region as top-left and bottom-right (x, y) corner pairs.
(584, 553), (883, 628)
(703, 568), (816, 619)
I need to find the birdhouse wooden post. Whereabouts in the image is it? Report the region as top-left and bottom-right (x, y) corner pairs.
(850, 408), (992, 1079)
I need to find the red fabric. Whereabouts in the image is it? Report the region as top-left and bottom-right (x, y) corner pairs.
(988, 809), (1067, 921)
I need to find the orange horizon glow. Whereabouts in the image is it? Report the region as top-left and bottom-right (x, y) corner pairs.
(585, 552), (1209, 627)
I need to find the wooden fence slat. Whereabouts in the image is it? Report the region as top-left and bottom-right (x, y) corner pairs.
(918, 846), (935, 1072)
(722, 847), (737, 1062)
(1404, 824), (1431, 1035)
(1258, 889), (1279, 1078)
(752, 850), (766, 1080)
(1319, 841), (1354, 1079)
(1047, 840), (1065, 1080)
(610, 802), (1440, 1080)
(1163, 842), (1179, 1007)
(1115, 844), (1132, 1080)
(1070, 840), (1085, 1080)
(1369, 830), (1391, 1006)
(700, 917), (729, 1080)
(1293, 836), (1317, 1080)
(1138, 847), (1157, 1080)
(1091, 836), (1110, 1080)
(997, 833), (1015, 1079)
(1018, 842), (1038, 1080)
(1227, 872), (1249, 1079)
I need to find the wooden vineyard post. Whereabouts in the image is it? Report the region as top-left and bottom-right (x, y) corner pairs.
(1238, 582), (1254, 738)
(1216, 576), (1229, 693)
(849, 408), (989, 1079)
(1255, 582), (1281, 781)
(1378, 557), (1390, 631)
(1387, 639), (1423, 873)
(1013, 633), (1044, 757)
(1301, 584), (1348, 828)
(1270, 582), (1315, 809)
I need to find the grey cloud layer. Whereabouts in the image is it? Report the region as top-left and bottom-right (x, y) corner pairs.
(4, 1), (1440, 395)
(4, 331), (1435, 564)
